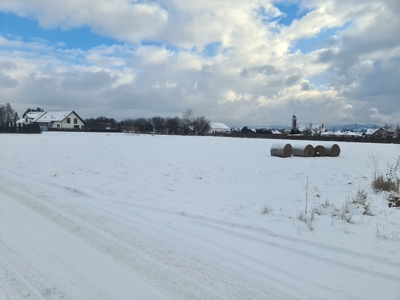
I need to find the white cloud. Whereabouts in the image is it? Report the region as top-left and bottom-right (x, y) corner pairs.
(0, 0), (168, 42)
(0, 0), (399, 127)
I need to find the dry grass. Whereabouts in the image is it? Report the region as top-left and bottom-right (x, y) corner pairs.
(372, 174), (397, 192)
(261, 204), (274, 215)
(332, 200), (353, 223)
(376, 224), (399, 240)
(352, 189), (368, 205)
(297, 209), (316, 230)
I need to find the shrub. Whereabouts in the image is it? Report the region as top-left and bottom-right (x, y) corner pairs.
(353, 189), (368, 205)
(387, 193), (400, 207)
(372, 174), (397, 192)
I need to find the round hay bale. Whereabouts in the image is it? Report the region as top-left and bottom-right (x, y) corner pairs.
(270, 143), (293, 158)
(314, 145), (326, 157)
(325, 143), (341, 157)
(293, 144), (315, 157)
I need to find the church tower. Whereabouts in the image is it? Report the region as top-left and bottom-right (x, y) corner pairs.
(292, 114), (297, 132)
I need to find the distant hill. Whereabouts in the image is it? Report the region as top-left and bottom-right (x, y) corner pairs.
(253, 125), (290, 130)
(245, 123), (382, 131)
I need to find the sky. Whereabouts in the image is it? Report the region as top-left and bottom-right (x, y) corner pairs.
(0, 0), (399, 127)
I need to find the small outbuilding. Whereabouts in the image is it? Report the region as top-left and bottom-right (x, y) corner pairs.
(209, 122), (231, 134)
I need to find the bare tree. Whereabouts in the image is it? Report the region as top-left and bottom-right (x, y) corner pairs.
(165, 117), (180, 134)
(0, 103), (17, 123)
(120, 118), (138, 132)
(192, 116), (211, 135)
(133, 118), (153, 133)
(151, 116), (166, 134)
(4, 103), (15, 122)
(181, 109), (194, 134)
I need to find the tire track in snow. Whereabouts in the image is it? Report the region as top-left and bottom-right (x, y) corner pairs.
(79, 200), (400, 300)
(0, 172), (330, 298)
(0, 174), (294, 300)
(3, 170), (399, 299)
(100, 201), (400, 281)
(0, 184), (144, 300)
(0, 242), (68, 300)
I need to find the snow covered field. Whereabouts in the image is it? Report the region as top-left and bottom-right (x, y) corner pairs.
(0, 132), (399, 300)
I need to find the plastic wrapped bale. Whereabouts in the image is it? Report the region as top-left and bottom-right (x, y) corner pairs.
(314, 145), (326, 157)
(293, 144), (315, 157)
(270, 143), (293, 158)
(324, 143), (341, 157)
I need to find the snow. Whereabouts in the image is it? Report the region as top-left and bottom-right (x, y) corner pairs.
(210, 122), (230, 130)
(366, 128), (379, 136)
(35, 111), (74, 122)
(16, 112), (46, 124)
(0, 132), (399, 300)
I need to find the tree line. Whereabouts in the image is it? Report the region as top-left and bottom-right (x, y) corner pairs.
(85, 109), (211, 135)
(0, 103), (19, 123)
(0, 103), (42, 134)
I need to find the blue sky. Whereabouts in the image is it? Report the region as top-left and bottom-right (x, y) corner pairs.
(1, 2), (319, 51)
(0, 12), (117, 50)
(274, 2), (309, 26)
(0, 1), (399, 127)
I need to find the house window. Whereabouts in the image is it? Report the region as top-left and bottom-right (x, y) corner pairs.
(67, 118), (71, 124)
(74, 118), (78, 124)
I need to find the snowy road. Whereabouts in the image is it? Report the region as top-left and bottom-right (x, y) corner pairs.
(1, 133), (399, 299)
(0, 172), (294, 300)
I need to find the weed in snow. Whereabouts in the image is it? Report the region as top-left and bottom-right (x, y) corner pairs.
(297, 209), (316, 231)
(376, 224), (399, 241)
(261, 204), (273, 215)
(331, 200), (353, 223)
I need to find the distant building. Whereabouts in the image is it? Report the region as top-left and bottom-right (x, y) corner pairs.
(385, 127), (398, 138)
(365, 128), (380, 137)
(17, 110), (85, 131)
(366, 127), (399, 138)
(209, 122), (231, 134)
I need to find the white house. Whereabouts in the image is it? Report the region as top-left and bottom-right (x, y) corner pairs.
(209, 122), (231, 134)
(365, 128), (380, 137)
(386, 127), (399, 138)
(35, 111), (85, 130)
(365, 128), (398, 138)
(20, 111), (86, 131)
